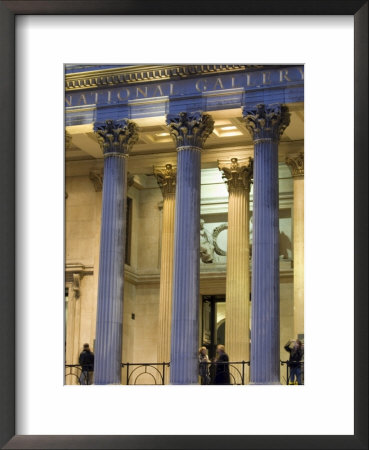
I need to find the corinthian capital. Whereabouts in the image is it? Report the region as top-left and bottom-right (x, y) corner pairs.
(285, 152), (304, 177)
(166, 111), (214, 150)
(89, 169), (104, 192)
(153, 163), (177, 196)
(218, 157), (253, 192)
(93, 119), (139, 157)
(242, 104), (290, 143)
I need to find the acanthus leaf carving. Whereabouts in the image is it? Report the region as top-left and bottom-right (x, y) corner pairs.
(153, 163), (177, 196)
(166, 111), (214, 149)
(218, 157), (253, 192)
(93, 119), (139, 156)
(242, 103), (290, 143)
(285, 152), (304, 177)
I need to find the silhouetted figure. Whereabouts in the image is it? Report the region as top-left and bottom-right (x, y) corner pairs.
(284, 339), (304, 385)
(209, 357), (217, 385)
(214, 345), (230, 385)
(79, 343), (94, 385)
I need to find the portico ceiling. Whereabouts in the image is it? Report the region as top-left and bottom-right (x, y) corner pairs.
(65, 103), (304, 175)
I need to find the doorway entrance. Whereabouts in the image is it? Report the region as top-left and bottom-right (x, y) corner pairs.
(201, 295), (226, 359)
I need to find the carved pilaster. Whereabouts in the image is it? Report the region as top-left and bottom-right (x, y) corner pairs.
(218, 157), (253, 192)
(153, 164), (177, 196)
(94, 119), (139, 157)
(89, 169), (104, 192)
(72, 273), (81, 298)
(285, 152), (304, 177)
(166, 111), (214, 150)
(243, 104), (290, 143)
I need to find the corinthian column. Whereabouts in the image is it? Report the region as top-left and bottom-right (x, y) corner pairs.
(218, 157), (253, 379)
(153, 164), (177, 377)
(243, 104), (290, 384)
(285, 153), (304, 339)
(93, 119), (138, 384)
(166, 111), (214, 384)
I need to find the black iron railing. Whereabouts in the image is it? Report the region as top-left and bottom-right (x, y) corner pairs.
(121, 362), (170, 385)
(280, 360), (304, 385)
(65, 364), (82, 384)
(65, 360), (303, 385)
(120, 361), (250, 385)
(208, 360), (250, 385)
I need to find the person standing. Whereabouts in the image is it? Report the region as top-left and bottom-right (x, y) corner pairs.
(198, 347), (210, 385)
(284, 339), (304, 385)
(214, 344), (231, 385)
(79, 343), (94, 385)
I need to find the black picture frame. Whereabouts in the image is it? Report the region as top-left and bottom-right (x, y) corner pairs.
(0, 1), (367, 449)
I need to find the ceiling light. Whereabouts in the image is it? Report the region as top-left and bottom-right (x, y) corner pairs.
(220, 126), (237, 131)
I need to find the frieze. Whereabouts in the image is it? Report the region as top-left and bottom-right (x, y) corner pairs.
(65, 66), (304, 108)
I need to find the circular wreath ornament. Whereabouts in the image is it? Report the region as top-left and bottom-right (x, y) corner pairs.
(212, 223), (228, 256)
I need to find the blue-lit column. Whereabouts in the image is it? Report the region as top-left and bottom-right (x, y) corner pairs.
(93, 119), (138, 384)
(243, 104), (290, 384)
(166, 112), (214, 384)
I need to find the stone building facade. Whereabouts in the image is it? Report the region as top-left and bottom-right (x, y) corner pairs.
(65, 64), (304, 385)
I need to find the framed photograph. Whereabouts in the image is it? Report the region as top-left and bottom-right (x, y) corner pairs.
(1, 1), (367, 449)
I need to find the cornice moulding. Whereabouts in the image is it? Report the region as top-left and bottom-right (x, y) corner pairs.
(65, 64), (267, 91)
(65, 263), (94, 283)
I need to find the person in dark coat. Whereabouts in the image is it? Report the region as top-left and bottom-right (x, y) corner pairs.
(284, 339), (304, 385)
(214, 345), (231, 385)
(209, 357), (217, 385)
(79, 343), (94, 385)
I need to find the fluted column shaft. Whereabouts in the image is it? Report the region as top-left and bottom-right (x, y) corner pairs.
(243, 104), (290, 384)
(166, 112), (214, 384)
(93, 119), (138, 384)
(286, 153), (304, 338)
(171, 149), (201, 384)
(154, 164), (177, 377)
(219, 158), (253, 376)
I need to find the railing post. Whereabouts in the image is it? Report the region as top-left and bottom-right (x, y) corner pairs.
(162, 363), (165, 385)
(126, 362), (130, 385)
(242, 361), (245, 385)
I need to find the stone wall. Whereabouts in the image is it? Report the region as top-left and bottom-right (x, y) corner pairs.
(65, 167), (297, 385)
